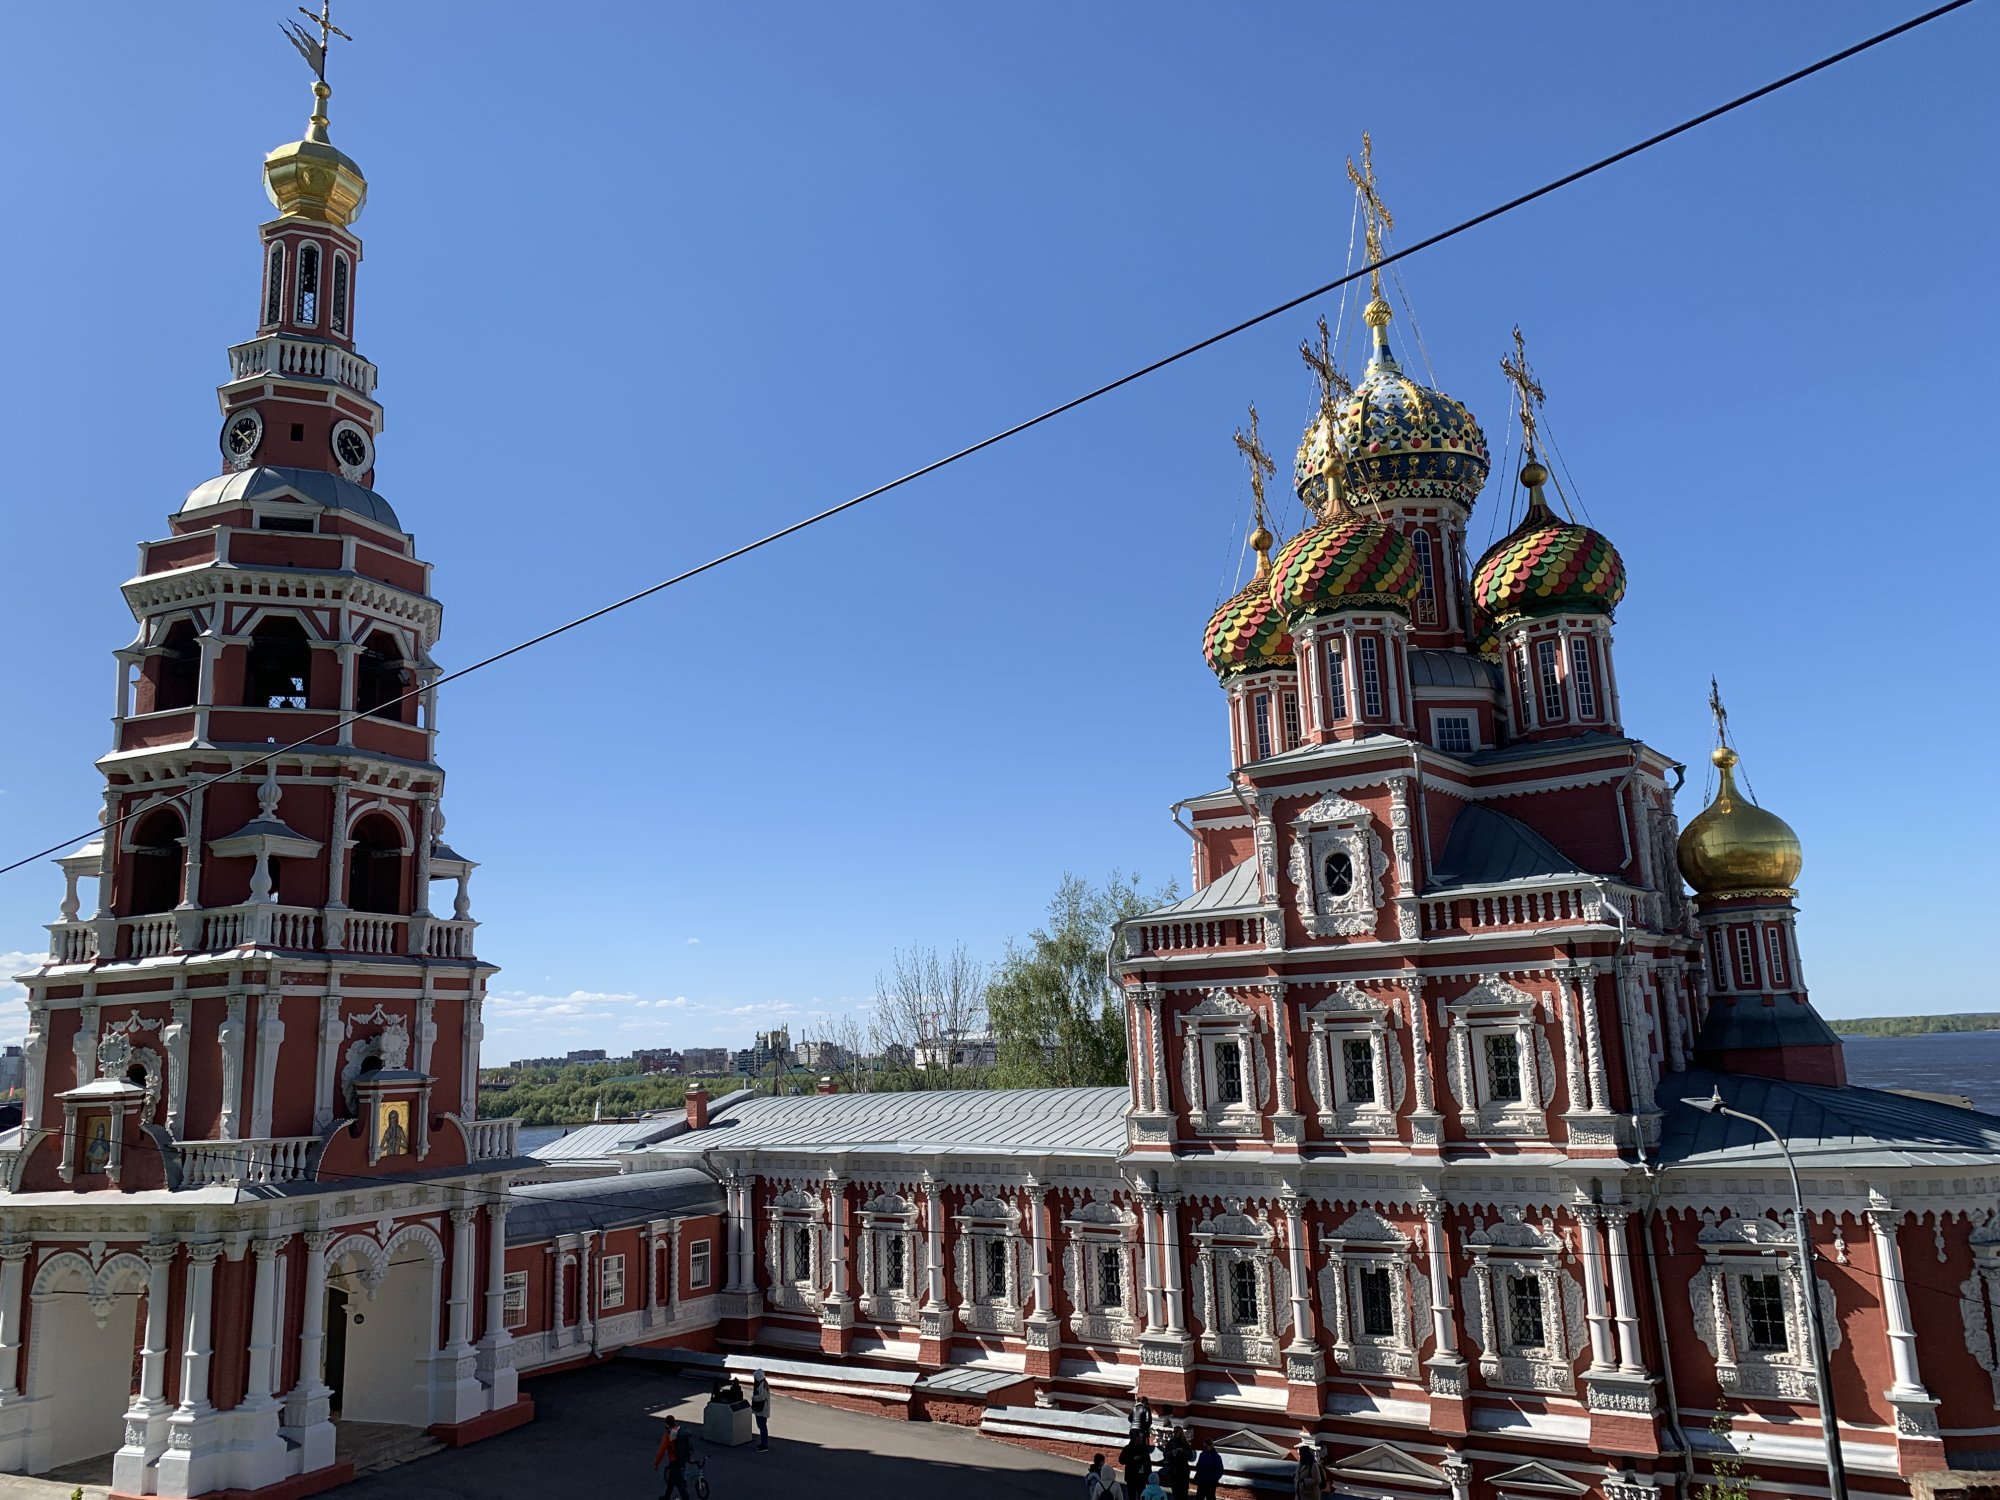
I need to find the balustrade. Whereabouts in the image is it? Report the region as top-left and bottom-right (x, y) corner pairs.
(227, 334), (378, 396)
(174, 1135), (318, 1187)
(1125, 915), (1260, 957)
(424, 918), (474, 958)
(46, 921), (98, 963)
(82, 906), (428, 961)
(461, 1117), (521, 1161)
(1421, 884), (1638, 937)
(343, 913), (405, 955)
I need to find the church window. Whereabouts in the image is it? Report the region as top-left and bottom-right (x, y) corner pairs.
(1322, 850), (1354, 899)
(689, 1240), (711, 1290)
(503, 1269), (528, 1329)
(1095, 1246), (1122, 1309)
(1765, 928), (1788, 986)
(1536, 639), (1565, 722)
(1280, 692), (1301, 750)
(1434, 712), (1473, 754)
(790, 1224), (812, 1283)
(1743, 1272), (1789, 1353)
(884, 1234), (906, 1292)
(346, 812), (407, 916)
(125, 806), (187, 917)
(265, 245), (285, 327)
(599, 1254), (625, 1309)
(356, 630), (411, 721)
(1358, 1266), (1395, 1338)
(331, 252), (350, 335)
(295, 242), (321, 325)
(1358, 636), (1383, 717)
(984, 1236), (1008, 1299)
(1709, 930), (1729, 989)
(1228, 1258), (1259, 1327)
(1504, 1272), (1545, 1349)
(1212, 1039), (1244, 1105)
(1569, 636), (1598, 718)
(1412, 530), (1439, 625)
(1252, 694), (1272, 759)
(146, 619), (201, 713)
(1733, 928), (1758, 988)
(1485, 1034), (1523, 1102)
(244, 616), (312, 709)
(1342, 1036), (1376, 1103)
(1325, 650), (1349, 721)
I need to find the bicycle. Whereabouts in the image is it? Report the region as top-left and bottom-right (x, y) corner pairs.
(691, 1454), (711, 1500)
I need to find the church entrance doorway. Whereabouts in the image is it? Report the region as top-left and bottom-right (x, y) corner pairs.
(24, 1254), (146, 1473)
(324, 1235), (437, 1429)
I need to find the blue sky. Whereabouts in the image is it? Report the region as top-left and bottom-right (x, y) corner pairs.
(1, 3), (1993, 1057)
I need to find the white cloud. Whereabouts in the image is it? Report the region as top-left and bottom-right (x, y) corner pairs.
(685, 938), (701, 945)
(0, 948), (39, 1046)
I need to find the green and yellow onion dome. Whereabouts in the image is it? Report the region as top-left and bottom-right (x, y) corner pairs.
(1269, 510), (1422, 621)
(1469, 461), (1626, 626)
(1202, 528), (1296, 681)
(1330, 299), (1489, 509)
(1676, 747), (1803, 898)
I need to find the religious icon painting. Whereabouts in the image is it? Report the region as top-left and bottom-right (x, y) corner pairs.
(378, 1101), (411, 1157)
(83, 1116), (113, 1175)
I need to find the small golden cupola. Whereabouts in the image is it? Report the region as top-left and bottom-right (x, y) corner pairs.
(1676, 746), (1804, 899)
(263, 4), (368, 226)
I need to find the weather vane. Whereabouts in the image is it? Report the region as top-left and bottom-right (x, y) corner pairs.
(1499, 325), (1547, 461)
(1346, 132), (1394, 302)
(282, 1), (353, 86)
(1233, 403), (1276, 534)
(1300, 315), (1353, 410)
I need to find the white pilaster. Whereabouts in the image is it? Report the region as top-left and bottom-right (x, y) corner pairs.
(477, 1201), (518, 1409)
(1603, 1210), (1646, 1375)
(154, 1242), (225, 1498)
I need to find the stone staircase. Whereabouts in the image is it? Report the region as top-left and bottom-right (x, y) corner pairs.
(334, 1420), (445, 1476)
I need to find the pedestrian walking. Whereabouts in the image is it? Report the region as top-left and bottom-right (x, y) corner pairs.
(1131, 1395), (1154, 1443)
(1085, 1453), (1116, 1500)
(1161, 1424), (1192, 1500)
(1293, 1441), (1324, 1500)
(1120, 1430), (1153, 1500)
(1193, 1438), (1224, 1500)
(653, 1415), (694, 1500)
(751, 1367), (771, 1450)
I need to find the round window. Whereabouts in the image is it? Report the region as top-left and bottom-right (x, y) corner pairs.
(1323, 850), (1355, 898)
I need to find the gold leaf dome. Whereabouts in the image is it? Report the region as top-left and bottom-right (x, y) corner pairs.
(1676, 747), (1802, 898)
(263, 83), (367, 226)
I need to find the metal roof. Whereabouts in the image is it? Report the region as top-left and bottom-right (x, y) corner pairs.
(1466, 730), (1635, 766)
(503, 1167), (723, 1244)
(181, 465), (403, 531)
(1139, 858), (1260, 919)
(1693, 996), (1843, 1055)
(530, 1116), (689, 1163)
(680, 1086), (1130, 1159)
(1656, 1069), (2000, 1171)
(1408, 650), (1502, 692)
(1427, 803), (1593, 891)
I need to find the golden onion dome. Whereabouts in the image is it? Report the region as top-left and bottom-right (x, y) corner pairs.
(1676, 747), (1803, 899)
(263, 82), (367, 227)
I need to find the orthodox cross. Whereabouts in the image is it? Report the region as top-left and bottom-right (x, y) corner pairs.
(1300, 315), (1353, 409)
(1499, 325), (1547, 460)
(1233, 404), (1276, 534)
(1708, 676), (1730, 748)
(1346, 132), (1394, 300)
(282, 1), (353, 84)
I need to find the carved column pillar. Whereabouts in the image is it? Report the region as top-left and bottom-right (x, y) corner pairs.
(250, 993), (284, 1140)
(1573, 1208), (1616, 1371)
(1865, 1201), (1939, 1450)
(1603, 1210), (1646, 1375)
(1025, 1183), (1060, 1378)
(1449, 1015), (1477, 1130)
(165, 994), (191, 1137)
(292, 1233), (332, 1403)
(175, 1242), (223, 1413)
(1442, 1455), (1473, 1500)
(1147, 993), (1170, 1122)
(315, 994), (342, 1132)
(218, 993), (247, 1140)
(918, 1174), (953, 1364)
(1268, 982), (1301, 1146)
(550, 1246), (567, 1344)
(479, 1201), (516, 1403)
(111, 1239), (182, 1493)
(73, 999), (101, 1090)
(20, 1007), (46, 1133)
(1572, 967), (1613, 1114)
(244, 1236), (286, 1410)
(447, 1208), (478, 1356)
(1158, 1192), (1188, 1334)
(1279, 1187), (1322, 1412)
(412, 794), (437, 918)
(1557, 983), (1588, 1115)
(0, 1242), (32, 1400)
(415, 993), (437, 1078)
(1405, 980), (1437, 1126)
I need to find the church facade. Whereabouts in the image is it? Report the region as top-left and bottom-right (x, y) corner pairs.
(7, 42), (2000, 1500)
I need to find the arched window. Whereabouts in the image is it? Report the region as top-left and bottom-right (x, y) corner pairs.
(143, 619), (201, 713)
(346, 813), (407, 915)
(244, 617), (313, 709)
(355, 630), (411, 721)
(265, 245), (285, 327)
(331, 253), (350, 336)
(295, 242), (321, 326)
(1411, 530), (1438, 625)
(126, 807), (186, 916)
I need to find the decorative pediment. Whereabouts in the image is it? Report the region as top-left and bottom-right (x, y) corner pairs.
(957, 1195), (1018, 1226)
(1195, 1200), (1270, 1242)
(1063, 1193), (1133, 1230)
(1468, 1206), (1562, 1251)
(1490, 1461), (1590, 1495)
(1697, 1212), (1791, 1248)
(1305, 983), (1389, 1018)
(1326, 1206), (1410, 1247)
(772, 1186), (821, 1214)
(860, 1192), (914, 1218)
(1332, 1443), (1449, 1488)
(1293, 792), (1372, 828)
(1184, 989), (1256, 1023)
(1214, 1429), (1291, 1458)
(1081, 1401), (1130, 1420)
(1452, 976), (1540, 1014)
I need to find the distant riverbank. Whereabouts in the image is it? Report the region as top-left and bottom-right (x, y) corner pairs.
(1829, 1012), (2000, 1038)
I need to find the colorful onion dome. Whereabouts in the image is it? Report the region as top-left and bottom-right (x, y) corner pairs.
(1203, 528), (1295, 681)
(1269, 511), (1422, 621)
(1677, 746), (1803, 898)
(1294, 407), (1338, 515)
(1331, 299), (1489, 509)
(1470, 461), (1626, 626)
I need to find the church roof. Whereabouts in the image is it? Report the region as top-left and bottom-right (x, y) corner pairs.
(1657, 1069), (2000, 1170)
(529, 1115), (693, 1164)
(1139, 859), (1261, 919)
(181, 465), (402, 531)
(1408, 649), (1502, 692)
(1427, 803), (1590, 891)
(503, 1167), (724, 1244)
(686, 1086), (1129, 1159)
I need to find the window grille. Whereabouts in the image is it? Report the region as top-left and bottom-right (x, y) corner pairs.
(1358, 1266), (1394, 1338)
(689, 1240), (711, 1289)
(791, 1225), (812, 1282)
(1359, 636), (1383, 717)
(1281, 693), (1301, 750)
(984, 1237), (1008, 1299)
(1435, 714), (1473, 754)
(503, 1269), (528, 1328)
(331, 253), (350, 336)
(1342, 1037), (1375, 1103)
(1569, 636), (1598, 717)
(885, 1234), (906, 1291)
(1765, 928), (1788, 986)
(1743, 1272), (1790, 1353)
(1096, 1247), (1122, 1309)
(1412, 530), (1438, 624)
(296, 243), (320, 325)
(600, 1255), (625, 1309)
(1734, 928), (1759, 988)
(1505, 1273), (1545, 1348)
(1253, 694), (1272, 759)
(1710, 930), (1729, 989)
(1213, 1040), (1244, 1104)
(1229, 1259), (1259, 1326)
(1536, 638), (1565, 721)
(265, 245), (285, 327)
(1326, 651), (1348, 720)
(1486, 1034), (1523, 1102)
(1322, 850), (1354, 898)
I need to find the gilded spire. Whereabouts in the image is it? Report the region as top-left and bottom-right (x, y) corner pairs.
(1234, 404), (1278, 573)
(1346, 133), (1396, 350)
(1499, 325), (1547, 464)
(266, 2), (367, 226)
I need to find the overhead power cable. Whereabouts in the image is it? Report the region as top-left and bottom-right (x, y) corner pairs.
(0, 0), (1974, 883)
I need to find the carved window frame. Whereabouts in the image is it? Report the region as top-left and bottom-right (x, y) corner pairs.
(1062, 1194), (1141, 1346)
(1690, 1214), (1837, 1402)
(1462, 1210), (1584, 1394)
(953, 1195), (1026, 1336)
(857, 1192), (920, 1325)
(1177, 991), (1270, 1138)
(1192, 1201), (1289, 1368)
(1318, 1207), (1428, 1380)
(1302, 985), (1403, 1138)
(1287, 793), (1386, 940)
(763, 1186), (825, 1315)
(1961, 1215), (2000, 1404)
(1445, 979), (1555, 1138)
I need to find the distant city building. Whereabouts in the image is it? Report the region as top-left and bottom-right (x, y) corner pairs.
(680, 1047), (733, 1076)
(914, 1028), (997, 1072)
(794, 1039), (848, 1070)
(749, 1026), (793, 1073)
(632, 1048), (682, 1075)
(0, 1046), (22, 1098)
(507, 1049), (610, 1070)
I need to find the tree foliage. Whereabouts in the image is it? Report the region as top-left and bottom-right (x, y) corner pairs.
(986, 871), (1176, 1089)
(476, 1061), (752, 1126)
(871, 942), (987, 1091)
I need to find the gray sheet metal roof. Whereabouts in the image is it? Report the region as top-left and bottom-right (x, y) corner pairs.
(504, 1167), (723, 1244)
(1409, 650), (1502, 692)
(181, 466), (402, 531)
(1466, 730), (1634, 765)
(530, 1116), (689, 1162)
(685, 1086), (1129, 1159)
(1139, 859), (1259, 920)
(1427, 803), (1591, 891)
(1693, 996), (1842, 1055)
(1657, 1069), (2000, 1171)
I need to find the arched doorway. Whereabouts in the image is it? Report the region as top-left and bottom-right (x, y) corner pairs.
(125, 807), (186, 916)
(345, 813), (407, 915)
(24, 1253), (145, 1473)
(324, 1231), (439, 1428)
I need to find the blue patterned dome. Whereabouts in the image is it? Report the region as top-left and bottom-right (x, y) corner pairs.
(1331, 299), (1489, 511)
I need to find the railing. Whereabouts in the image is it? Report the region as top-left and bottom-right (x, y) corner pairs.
(1421, 884), (1633, 937)
(174, 1135), (319, 1188)
(462, 1117), (522, 1161)
(1124, 915), (1262, 957)
(46, 921), (98, 963)
(198, 904), (322, 951)
(126, 913), (179, 959)
(227, 334), (378, 396)
(341, 913), (406, 955)
(423, 918), (475, 958)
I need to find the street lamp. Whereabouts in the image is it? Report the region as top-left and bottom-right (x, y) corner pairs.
(1682, 1089), (1848, 1500)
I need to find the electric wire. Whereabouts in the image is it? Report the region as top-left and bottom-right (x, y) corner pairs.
(0, 0), (1973, 883)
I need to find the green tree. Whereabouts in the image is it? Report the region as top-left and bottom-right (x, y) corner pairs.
(986, 871), (1176, 1089)
(1696, 1409), (1753, 1500)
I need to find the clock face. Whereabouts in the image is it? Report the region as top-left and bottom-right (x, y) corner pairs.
(221, 411), (263, 469)
(329, 419), (374, 480)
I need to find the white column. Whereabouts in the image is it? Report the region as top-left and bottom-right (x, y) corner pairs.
(447, 1208), (478, 1355)
(1158, 1192), (1187, 1333)
(1867, 1206), (1929, 1398)
(1281, 1190), (1315, 1347)
(314, 993), (342, 1132)
(1574, 1210), (1616, 1372)
(550, 1247), (567, 1344)
(1138, 1190), (1164, 1330)
(724, 1177), (750, 1292)
(826, 1178), (848, 1303)
(924, 1179), (947, 1308)
(579, 1232), (597, 1349)
(1420, 1201), (1459, 1359)
(480, 1202), (515, 1364)
(0, 1243), (30, 1398)
(250, 994), (284, 1140)
(1573, 967), (1613, 1113)
(175, 1243), (223, 1414)
(244, 1237), (285, 1408)
(1028, 1184), (1054, 1319)
(294, 1232), (332, 1400)
(1604, 1210), (1646, 1375)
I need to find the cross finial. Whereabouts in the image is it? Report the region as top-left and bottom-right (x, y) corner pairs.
(1300, 315), (1352, 411)
(1708, 676), (1730, 748)
(283, 1), (353, 84)
(1346, 132), (1395, 301)
(1499, 325), (1547, 461)
(1233, 404), (1277, 533)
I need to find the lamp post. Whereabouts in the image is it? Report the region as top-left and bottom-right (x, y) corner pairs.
(1682, 1090), (1847, 1500)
